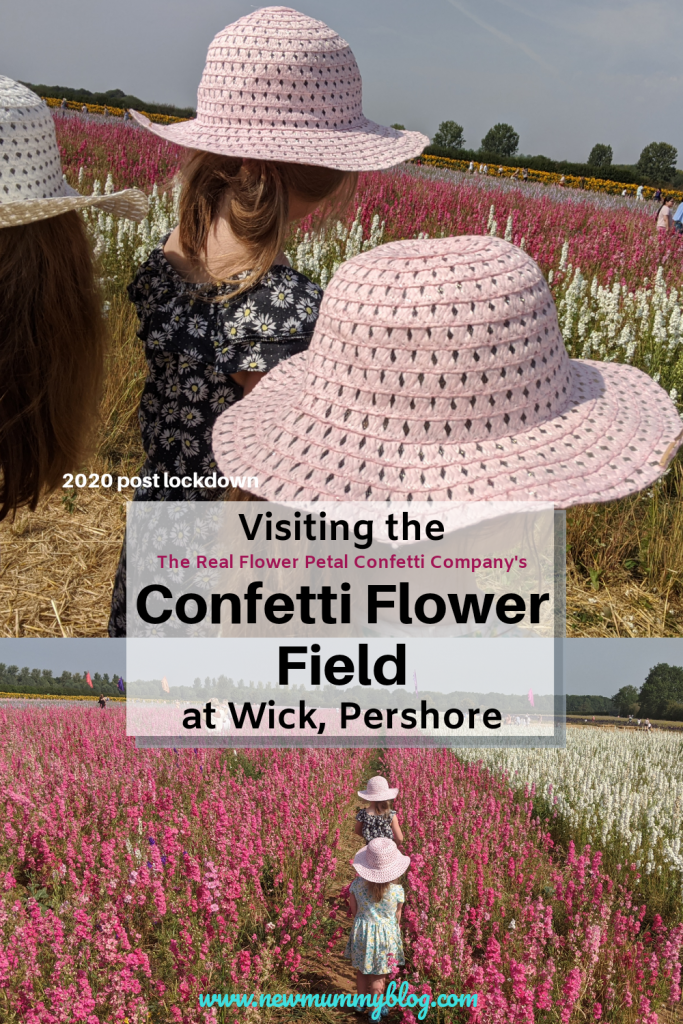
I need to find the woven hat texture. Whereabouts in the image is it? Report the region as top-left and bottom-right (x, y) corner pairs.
(0, 77), (148, 226)
(353, 838), (410, 883)
(358, 776), (399, 801)
(212, 235), (683, 507)
(130, 6), (428, 170)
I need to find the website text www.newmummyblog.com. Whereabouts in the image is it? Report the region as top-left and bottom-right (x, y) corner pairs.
(199, 983), (478, 1019)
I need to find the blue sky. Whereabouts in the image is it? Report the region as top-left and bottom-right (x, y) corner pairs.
(1, 0), (681, 165)
(1, 638), (680, 696)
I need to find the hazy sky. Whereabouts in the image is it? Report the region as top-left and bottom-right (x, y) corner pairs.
(1, 0), (680, 165)
(0, 638), (680, 696)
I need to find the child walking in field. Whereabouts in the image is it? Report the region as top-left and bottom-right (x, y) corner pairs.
(106, 6), (427, 635)
(355, 777), (404, 845)
(345, 838), (410, 1016)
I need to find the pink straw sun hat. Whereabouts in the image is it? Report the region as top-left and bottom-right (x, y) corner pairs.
(358, 776), (398, 802)
(212, 235), (683, 508)
(129, 7), (428, 170)
(353, 838), (410, 884)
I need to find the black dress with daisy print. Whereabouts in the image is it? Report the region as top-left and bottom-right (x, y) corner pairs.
(130, 236), (322, 498)
(107, 237), (322, 638)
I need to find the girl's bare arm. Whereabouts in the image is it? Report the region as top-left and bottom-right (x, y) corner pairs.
(347, 892), (357, 918)
(229, 370), (266, 395)
(353, 821), (364, 837)
(391, 815), (404, 843)
(396, 902), (403, 923)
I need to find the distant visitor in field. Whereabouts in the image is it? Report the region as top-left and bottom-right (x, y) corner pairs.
(0, 77), (148, 522)
(106, 6), (428, 636)
(656, 197), (675, 233)
(212, 235), (683, 507)
(355, 776), (404, 846)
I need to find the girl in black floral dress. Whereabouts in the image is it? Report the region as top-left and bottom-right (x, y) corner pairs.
(354, 776), (404, 845)
(107, 152), (357, 636)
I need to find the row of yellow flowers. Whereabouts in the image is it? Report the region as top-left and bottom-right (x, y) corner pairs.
(418, 153), (683, 204)
(43, 95), (185, 125)
(0, 691), (126, 701)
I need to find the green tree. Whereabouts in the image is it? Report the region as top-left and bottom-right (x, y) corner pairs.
(480, 123), (519, 158)
(612, 684), (639, 716)
(587, 143), (613, 170)
(432, 120), (465, 150)
(637, 142), (678, 183)
(390, 123), (406, 131)
(638, 663), (683, 718)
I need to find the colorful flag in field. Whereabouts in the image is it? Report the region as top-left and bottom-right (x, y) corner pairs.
(413, 671), (418, 694)
(117, 677), (124, 693)
(528, 689), (535, 707)
(85, 672), (93, 688)
(161, 676), (169, 693)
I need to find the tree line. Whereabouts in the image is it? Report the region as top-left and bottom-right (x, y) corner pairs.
(23, 82), (196, 119)
(417, 119), (681, 188)
(0, 664), (123, 696)
(568, 663), (683, 721)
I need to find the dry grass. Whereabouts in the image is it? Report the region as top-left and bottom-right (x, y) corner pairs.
(2, 288), (683, 638)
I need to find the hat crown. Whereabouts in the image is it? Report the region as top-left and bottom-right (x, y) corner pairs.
(365, 837), (400, 870)
(0, 76), (45, 121)
(0, 77), (67, 204)
(300, 235), (573, 447)
(195, 6), (364, 132)
(365, 775), (390, 796)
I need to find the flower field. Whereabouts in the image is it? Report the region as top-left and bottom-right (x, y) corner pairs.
(1, 707), (681, 1023)
(457, 729), (683, 925)
(419, 154), (683, 203)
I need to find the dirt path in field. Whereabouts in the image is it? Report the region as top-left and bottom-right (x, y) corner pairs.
(294, 755), (383, 1017)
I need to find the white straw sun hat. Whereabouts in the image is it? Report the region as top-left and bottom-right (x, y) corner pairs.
(0, 77), (148, 227)
(358, 776), (398, 802)
(130, 6), (429, 171)
(353, 838), (410, 883)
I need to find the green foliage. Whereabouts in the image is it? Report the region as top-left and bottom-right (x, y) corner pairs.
(612, 685), (640, 717)
(480, 122), (520, 158)
(21, 81), (195, 119)
(637, 142), (678, 184)
(432, 120), (465, 150)
(390, 123), (406, 131)
(638, 663), (683, 718)
(587, 143), (613, 170)
(566, 694), (615, 716)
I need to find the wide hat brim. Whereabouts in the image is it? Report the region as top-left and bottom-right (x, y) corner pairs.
(358, 786), (399, 801)
(130, 109), (428, 172)
(212, 354), (683, 508)
(0, 186), (149, 228)
(353, 845), (411, 883)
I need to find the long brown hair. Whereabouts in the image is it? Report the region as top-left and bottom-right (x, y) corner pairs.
(178, 152), (357, 297)
(0, 211), (107, 520)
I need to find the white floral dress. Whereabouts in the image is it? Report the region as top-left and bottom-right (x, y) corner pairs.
(344, 877), (405, 975)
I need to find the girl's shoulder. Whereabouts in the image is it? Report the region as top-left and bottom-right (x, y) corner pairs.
(389, 882), (405, 901)
(355, 806), (367, 820)
(349, 875), (364, 894)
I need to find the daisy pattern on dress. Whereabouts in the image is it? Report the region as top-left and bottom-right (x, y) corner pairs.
(122, 234), (321, 513)
(256, 314), (276, 338)
(296, 297), (318, 322)
(180, 406), (205, 427)
(210, 386), (236, 414)
(183, 377), (209, 403)
(282, 316), (303, 337)
(239, 354), (268, 372)
(187, 313), (208, 338)
(271, 284), (294, 308)
(235, 302), (257, 324)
